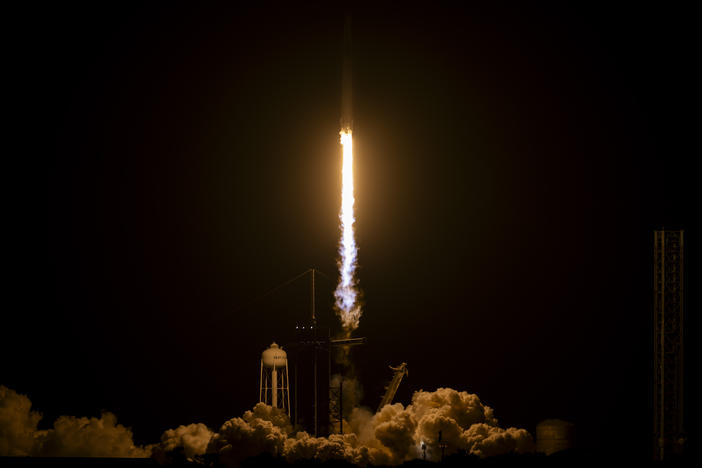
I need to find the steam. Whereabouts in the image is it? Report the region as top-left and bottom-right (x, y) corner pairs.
(2, 385), (533, 464)
(152, 423), (214, 463)
(330, 374), (363, 419)
(0, 385), (40, 456)
(33, 413), (152, 457)
(0, 385), (151, 457)
(207, 387), (533, 466)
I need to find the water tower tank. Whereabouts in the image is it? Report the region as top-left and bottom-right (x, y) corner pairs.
(536, 419), (575, 455)
(259, 342), (290, 415)
(262, 342), (287, 368)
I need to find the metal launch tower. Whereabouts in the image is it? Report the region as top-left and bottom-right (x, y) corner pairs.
(653, 230), (685, 460)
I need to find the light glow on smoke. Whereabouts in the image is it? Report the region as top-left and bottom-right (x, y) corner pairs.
(335, 129), (361, 332)
(1, 385), (534, 464)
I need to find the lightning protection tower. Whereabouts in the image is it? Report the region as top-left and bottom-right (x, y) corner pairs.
(653, 230), (685, 460)
(260, 342), (291, 416)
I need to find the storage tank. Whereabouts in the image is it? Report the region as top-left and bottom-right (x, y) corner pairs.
(536, 419), (575, 455)
(259, 342), (289, 414)
(262, 342), (287, 368)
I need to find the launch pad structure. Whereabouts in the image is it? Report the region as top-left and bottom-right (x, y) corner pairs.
(291, 269), (365, 436)
(269, 15), (368, 437)
(263, 269), (408, 436)
(653, 230), (685, 460)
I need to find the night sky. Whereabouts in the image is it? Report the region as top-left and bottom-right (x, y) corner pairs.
(5, 3), (697, 457)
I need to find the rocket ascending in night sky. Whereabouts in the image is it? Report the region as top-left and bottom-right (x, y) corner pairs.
(335, 14), (361, 334)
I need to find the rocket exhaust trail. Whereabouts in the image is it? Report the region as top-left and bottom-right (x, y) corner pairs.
(335, 15), (361, 334)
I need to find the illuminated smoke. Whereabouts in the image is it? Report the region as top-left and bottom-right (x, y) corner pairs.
(334, 129), (362, 333)
(152, 423), (214, 463)
(0, 385), (40, 456)
(33, 413), (152, 458)
(0, 385), (151, 457)
(3, 385), (533, 464)
(207, 388), (534, 466)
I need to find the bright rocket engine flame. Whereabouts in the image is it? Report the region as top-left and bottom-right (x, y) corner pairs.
(334, 129), (361, 332)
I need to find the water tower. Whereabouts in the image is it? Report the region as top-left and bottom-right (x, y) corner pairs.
(259, 342), (290, 415)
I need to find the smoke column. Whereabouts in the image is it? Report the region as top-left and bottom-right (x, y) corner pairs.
(334, 15), (361, 333)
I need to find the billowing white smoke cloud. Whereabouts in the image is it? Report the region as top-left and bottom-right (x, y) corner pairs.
(463, 423), (534, 458)
(3, 385), (533, 464)
(152, 423), (214, 463)
(408, 387), (532, 459)
(0, 385), (150, 457)
(33, 413), (151, 457)
(207, 403), (291, 465)
(330, 374), (363, 420)
(207, 387), (534, 466)
(0, 385), (41, 456)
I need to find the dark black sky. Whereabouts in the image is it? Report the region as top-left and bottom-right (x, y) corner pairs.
(5, 3), (697, 457)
